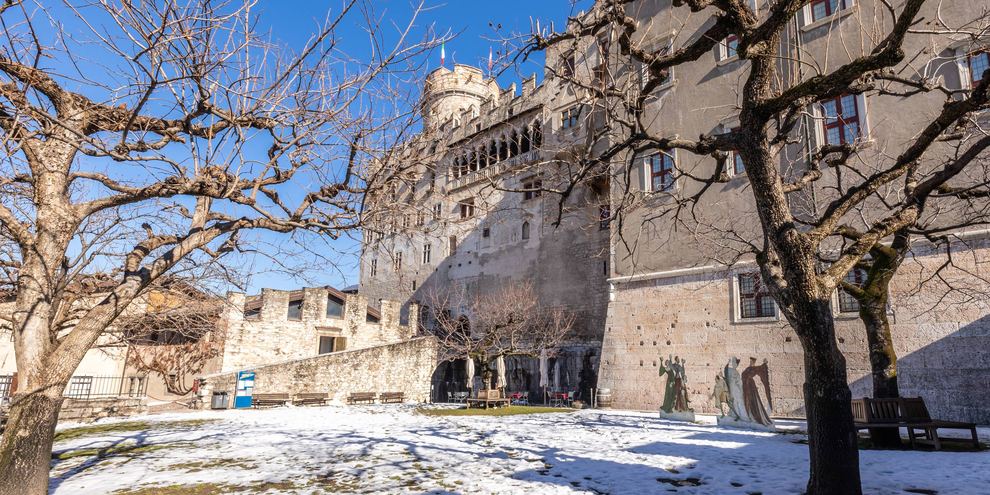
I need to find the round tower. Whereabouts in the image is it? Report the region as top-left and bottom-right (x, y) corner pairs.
(421, 65), (500, 129)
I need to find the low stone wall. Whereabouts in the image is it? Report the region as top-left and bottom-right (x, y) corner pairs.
(198, 337), (438, 408)
(59, 397), (149, 422)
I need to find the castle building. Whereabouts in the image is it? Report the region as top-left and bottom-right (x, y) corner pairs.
(360, 0), (990, 423)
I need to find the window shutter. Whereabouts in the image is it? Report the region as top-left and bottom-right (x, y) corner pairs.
(856, 94), (870, 140)
(643, 156), (652, 191)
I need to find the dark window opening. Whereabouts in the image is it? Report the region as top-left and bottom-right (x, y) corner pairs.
(327, 294), (344, 318)
(522, 221), (531, 240)
(287, 299), (303, 320)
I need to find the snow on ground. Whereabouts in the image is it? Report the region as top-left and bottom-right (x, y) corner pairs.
(49, 405), (990, 494)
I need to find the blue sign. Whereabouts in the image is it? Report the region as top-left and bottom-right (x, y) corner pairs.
(234, 371), (255, 408)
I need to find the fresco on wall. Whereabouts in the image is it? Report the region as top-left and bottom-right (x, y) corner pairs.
(713, 357), (775, 432)
(658, 355), (695, 422)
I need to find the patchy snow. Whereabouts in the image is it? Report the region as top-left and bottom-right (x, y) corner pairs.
(49, 405), (990, 494)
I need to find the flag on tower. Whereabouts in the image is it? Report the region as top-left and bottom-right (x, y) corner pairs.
(441, 43), (446, 65)
(488, 47), (493, 72)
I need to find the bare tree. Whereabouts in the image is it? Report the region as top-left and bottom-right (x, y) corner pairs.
(118, 279), (225, 397)
(505, 1), (990, 493)
(0, 0), (443, 491)
(422, 280), (574, 388)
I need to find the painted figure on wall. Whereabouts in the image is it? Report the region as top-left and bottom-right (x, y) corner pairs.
(715, 356), (775, 431)
(659, 355), (694, 421)
(741, 357), (773, 426)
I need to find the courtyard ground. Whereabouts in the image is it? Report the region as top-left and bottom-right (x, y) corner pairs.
(48, 405), (990, 494)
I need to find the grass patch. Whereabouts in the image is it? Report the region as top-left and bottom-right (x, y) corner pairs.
(53, 442), (193, 460)
(417, 406), (576, 417)
(167, 458), (258, 473)
(55, 419), (217, 443)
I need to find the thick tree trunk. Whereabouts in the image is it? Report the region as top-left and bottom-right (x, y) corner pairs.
(0, 389), (64, 495)
(796, 299), (863, 495)
(859, 300), (902, 448)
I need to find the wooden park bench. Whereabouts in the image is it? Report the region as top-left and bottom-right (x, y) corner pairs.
(347, 392), (377, 405)
(852, 397), (980, 450)
(252, 393), (290, 408)
(293, 392), (329, 407)
(466, 389), (511, 409)
(380, 392), (405, 404)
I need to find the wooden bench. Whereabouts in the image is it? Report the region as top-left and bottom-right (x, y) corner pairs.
(380, 392), (405, 404)
(347, 392), (377, 405)
(466, 389), (511, 409)
(852, 397), (980, 450)
(293, 393), (329, 406)
(252, 393), (290, 408)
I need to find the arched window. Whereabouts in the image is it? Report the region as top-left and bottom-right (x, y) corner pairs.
(521, 221), (530, 240)
(520, 128), (531, 153)
(498, 137), (508, 161)
(470, 150), (479, 172)
(509, 130), (519, 157)
(532, 121), (543, 148)
(488, 141), (498, 167)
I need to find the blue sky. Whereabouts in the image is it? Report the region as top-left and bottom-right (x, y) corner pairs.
(235, 0), (593, 293)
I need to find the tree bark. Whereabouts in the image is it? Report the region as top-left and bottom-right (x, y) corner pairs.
(796, 299), (863, 495)
(0, 390), (64, 495)
(858, 302), (902, 448)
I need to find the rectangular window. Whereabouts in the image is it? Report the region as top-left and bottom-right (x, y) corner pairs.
(433, 203), (442, 219)
(244, 306), (260, 319)
(593, 64), (607, 86)
(412, 280), (417, 291)
(0, 375), (13, 399)
(820, 94), (860, 146)
(810, 0), (845, 22)
(730, 126), (745, 175)
(725, 34), (740, 59)
(739, 273), (776, 318)
(600, 204), (611, 230)
(459, 199), (475, 219)
(327, 294), (344, 318)
(395, 252), (403, 270)
(370, 259), (378, 277)
(66, 376), (93, 399)
(838, 267), (866, 313)
(318, 336), (344, 354)
(423, 244), (431, 264)
(560, 107), (580, 129)
(523, 179), (543, 200)
(483, 227), (491, 238)
(562, 53), (576, 77)
(969, 51), (989, 88)
(287, 299), (303, 320)
(649, 151), (676, 192)
(597, 32), (609, 64)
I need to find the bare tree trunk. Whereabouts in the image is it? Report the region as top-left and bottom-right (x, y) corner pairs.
(797, 299), (863, 495)
(0, 389), (64, 495)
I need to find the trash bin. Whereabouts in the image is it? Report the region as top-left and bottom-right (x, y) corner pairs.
(211, 391), (231, 410)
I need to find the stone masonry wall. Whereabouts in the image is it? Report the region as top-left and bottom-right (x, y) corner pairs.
(58, 397), (149, 423)
(200, 337), (438, 406)
(598, 240), (990, 424)
(220, 289), (418, 372)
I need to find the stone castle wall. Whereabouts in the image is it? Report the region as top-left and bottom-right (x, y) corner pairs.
(200, 337), (438, 406)
(219, 289), (418, 372)
(598, 240), (990, 424)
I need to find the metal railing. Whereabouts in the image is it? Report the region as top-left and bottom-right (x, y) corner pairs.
(63, 375), (149, 400)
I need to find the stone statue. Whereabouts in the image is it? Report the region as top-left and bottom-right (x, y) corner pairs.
(659, 355), (695, 422)
(741, 357), (773, 426)
(715, 356), (775, 431)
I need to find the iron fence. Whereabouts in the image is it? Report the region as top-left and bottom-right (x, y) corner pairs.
(63, 375), (149, 400)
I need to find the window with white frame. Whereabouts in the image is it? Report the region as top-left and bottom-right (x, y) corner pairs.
(395, 252), (403, 270)
(560, 107), (580, 130)
(820, 94), (862, 145)
(0, 375), (13, 399)
(422, 244), (431, 264)
(812, 93), (869, 148)
(66, 376), (93, 399)
(730, 126), (745, 175)
(523, 179), (543, 200)
(370, 259), (377, 277)
(801, 0), (853, 26)
(968, 50), (988, 88)
(837, 267), (866, 313)
(642, 39), (674, 88)
(646, 151), (677, 192)
(737, 273), (777, 319)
